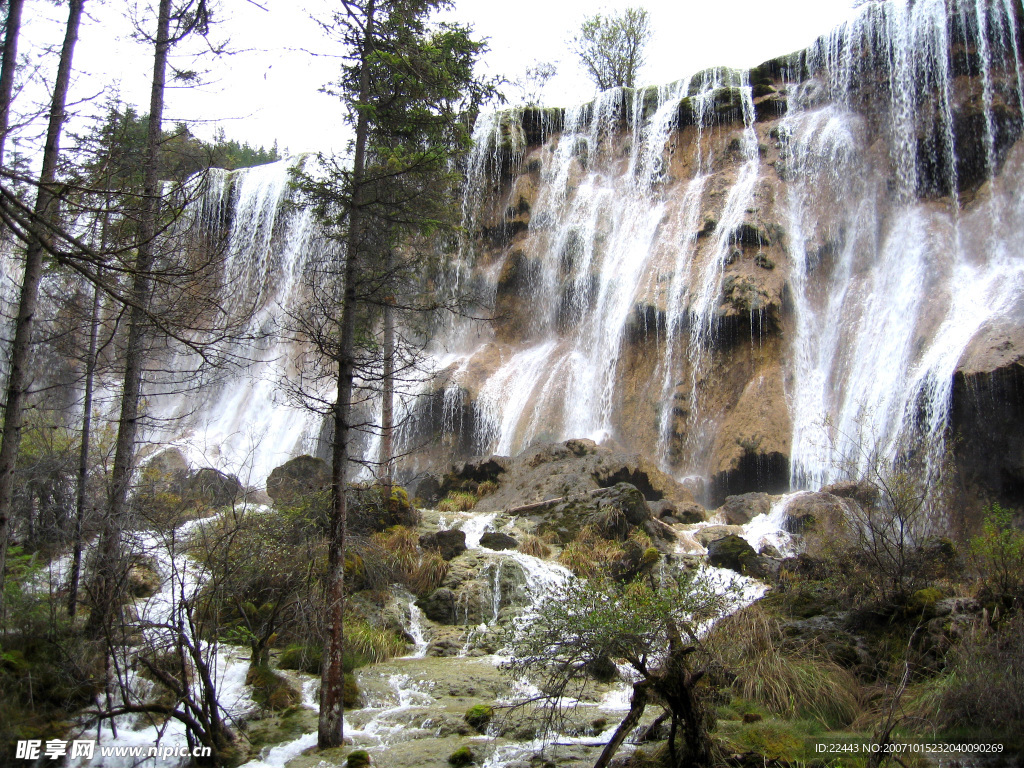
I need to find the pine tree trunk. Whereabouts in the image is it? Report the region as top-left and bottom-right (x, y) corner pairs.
(68, 271), (102, 617)
(0, 0), (83, 618)
(319, 0), (376, 748)
(380, 250), (394, 499)
(86, 0), (170, 638)
(0, 0), (23, 163)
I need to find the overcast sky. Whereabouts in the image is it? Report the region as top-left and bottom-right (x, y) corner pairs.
(22, 0), (861, 157)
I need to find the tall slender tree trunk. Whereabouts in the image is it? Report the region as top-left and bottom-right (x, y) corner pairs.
(86, 0), (171, 638)
(68, 270), (103, 617)
(0, 0), (84, 618)
(319, 0), (376, 748)
(0, 0), (24, 163)
(380, 250), (395, 500)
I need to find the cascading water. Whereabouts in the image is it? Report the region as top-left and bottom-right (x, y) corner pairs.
(145, 158), (329, 483)
(784, 0), (1024, 492)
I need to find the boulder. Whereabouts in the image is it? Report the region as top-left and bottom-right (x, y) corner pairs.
(420, 529), (468, 561)
(414, 474), (442, 505)
(781, 491), (857, 557)
(143, 448), (189, 492)
(531, 483), (659, 544)
(695, 524), (746, 547)
(266, 455), (329, 507)
(182, 467), (242, 507)
(952, 321), (1024, 504)
(821, 480), (880, 509)
(718, 492), (773, 525)
(479, 532), (518, 551)
(706, 534), (764, 576)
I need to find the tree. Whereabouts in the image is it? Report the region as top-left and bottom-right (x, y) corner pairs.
(515, 60), (558, 106)
(571, 7), (650, 91)
(294, 0), (493, 748)
(0, 0), (85, 618)
(505, 567), (738, 768)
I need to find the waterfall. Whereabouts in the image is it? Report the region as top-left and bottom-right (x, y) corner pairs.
(785, 0), (1024, 489)
(144, 158), (329, 484)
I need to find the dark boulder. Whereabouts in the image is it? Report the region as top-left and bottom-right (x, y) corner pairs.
(414, 474), (442, 505)
(706, 534), (764, 576)
(420, 529), (468, 561)
(182, 467), (242, 507)
(267, 455), (329, 507)
(479, 532), (519, 551)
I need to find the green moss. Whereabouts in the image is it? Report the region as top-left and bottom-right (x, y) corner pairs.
(343, 673), (360, 709)
(278, 644), (322, 674)
(346, 749), (371, 768)
(246, 665), (300, 712)
(448, 746), (475, 767)
(464, 704), (494, 733)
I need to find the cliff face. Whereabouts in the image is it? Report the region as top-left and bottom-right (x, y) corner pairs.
(404, 0), (1024, 507)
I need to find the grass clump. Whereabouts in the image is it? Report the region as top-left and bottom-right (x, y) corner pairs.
(438, 491), (478, 512)
(476, 480), (498, 498)
(709, 604), (863, 727)
(517, 535), (552, 559)
(246, 664), (300, 711)
(278, 643), (322, 674)
(343, 620), (406, 669)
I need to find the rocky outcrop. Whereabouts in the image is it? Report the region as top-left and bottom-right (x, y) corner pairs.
(952, 321), (1024, 504)
(440, 440), (697, 515)
(267, 455), (329, 506)
(182, 468), (242, 507)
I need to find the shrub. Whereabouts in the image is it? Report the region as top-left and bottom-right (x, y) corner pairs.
(343, 673), (361, 709)
(938, 611), (1024, 736)
(447, 746), (475, 767)
(464, 704), (494, 733)
(438, 491), (477, 512)
(969, 503), (1024, 606)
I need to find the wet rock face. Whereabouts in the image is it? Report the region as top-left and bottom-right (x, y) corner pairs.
(953, 321), (1024, 504)
(718, 493), (773, 526)
(266, 455), (329, 507)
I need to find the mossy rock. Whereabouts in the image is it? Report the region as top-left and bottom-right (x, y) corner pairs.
(246, 665), (300, 712)
(905, 587), (945, 618)
(278, 644), (322, 675)
(464, 704), (494, 733)
(346, 749), (371, 768)
(344, 673), (360, 709)
(448, 746), (476, 767)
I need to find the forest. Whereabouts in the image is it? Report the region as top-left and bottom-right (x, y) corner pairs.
(2, 0), (1024, 767)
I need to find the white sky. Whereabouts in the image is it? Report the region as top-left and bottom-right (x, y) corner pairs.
(20, 0), (861, 157)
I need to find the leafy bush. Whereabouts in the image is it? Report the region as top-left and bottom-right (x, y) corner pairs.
(968, 503), (1024, 606)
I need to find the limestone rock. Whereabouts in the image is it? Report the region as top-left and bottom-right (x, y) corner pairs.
(708, 366), (792, 505)
(695, 524), (745, 546)
(706, 534), (764, 576)
(952, 321), (1024, 503)
(718, 492), (773, 525)
(182, 467), (242, 507)
(266, 455), (329, 507)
